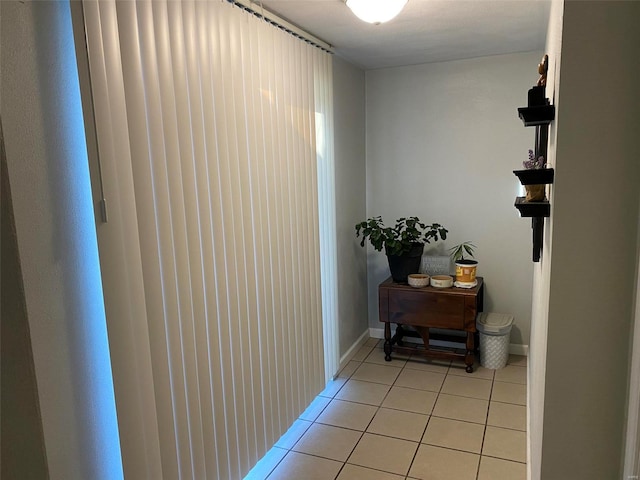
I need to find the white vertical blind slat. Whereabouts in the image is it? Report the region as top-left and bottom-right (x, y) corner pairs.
(316, 50), (338, 382)
(146, 3), (196, 477)
(190, 2), (226, 477)
(81, 2), (164, 477)
(238, 12), (269, 458)
(117, 2), (185, 477)
(198, 3), (233, 478)
(168, 2), (210, 476)
(211, 8), (244, 478)
(179, 2), (219, 478)
(270, 28), (290, 426)
(83, 0), (331, 478)
(256, 21), (282, 444)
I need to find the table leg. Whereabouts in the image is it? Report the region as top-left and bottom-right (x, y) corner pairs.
(465, 331), (475, 373)
(415, 326), (430, 351)
(384, 322), (392, 361)
(395, 324), (405, 347)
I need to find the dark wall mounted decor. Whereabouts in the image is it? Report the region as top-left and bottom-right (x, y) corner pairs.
(513, 168), (554, 186)
(514, 54), (555, 262)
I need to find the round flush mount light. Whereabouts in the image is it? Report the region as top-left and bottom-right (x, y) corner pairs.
(346, 0), (408, 24)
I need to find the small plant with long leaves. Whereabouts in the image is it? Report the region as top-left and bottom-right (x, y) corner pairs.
(449, 241), (477, 263)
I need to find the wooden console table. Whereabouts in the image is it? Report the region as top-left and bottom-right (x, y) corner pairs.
(379, 277), (484, 373)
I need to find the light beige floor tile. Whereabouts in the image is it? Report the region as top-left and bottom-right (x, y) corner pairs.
(352, 345), (375, 362)
(293, 423), (361, 462)
(409, 444), (479, 480)
(404, 356), (451, 374)
(483, 426), (526, 463)
(365, 347), (409, 367)
(299, 396), (331, 421)
(394, 368), (445, 392)
(348, 433), (418, 476)
(336, 463), (405, 480)
(245, 447), (288, 480)
(508, 354), (528, 367)
(491, 381), (526, 405)
(495, 365), (527, 384)
(441, 374), (492, 400)
(365, 337), (382, 348)
(274, 418), (312, 449)
(422, 416), (485, 454)
(477, 456), (526, 480)
(449, 360), (495, 380)
(432, 393), (489, 424)
(267, 451), (342, 480)
(338, 361), (362, 379)
(487, 402), (526, 431)
(316, 399), (378, 431)
(351, 362), (402, 385)
(335, 379), (391, 406)
(318, 378), (348, 399)
(366, 407), (429, 442)
(382, 386), (437, 415)
(385, 347), (414, 360)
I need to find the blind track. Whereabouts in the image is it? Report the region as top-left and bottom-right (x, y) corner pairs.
(227, 0), (334, 53)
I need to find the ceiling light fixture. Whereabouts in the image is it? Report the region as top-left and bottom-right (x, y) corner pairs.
(346, 0), (408, 25)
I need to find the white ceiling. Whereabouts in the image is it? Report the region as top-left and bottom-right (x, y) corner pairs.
(260, 0), (551, 70)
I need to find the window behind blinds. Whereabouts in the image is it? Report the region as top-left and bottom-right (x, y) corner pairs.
(80, 1), (332, 477)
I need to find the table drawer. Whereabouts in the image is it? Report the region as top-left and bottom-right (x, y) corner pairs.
(387, 290), (465, 329)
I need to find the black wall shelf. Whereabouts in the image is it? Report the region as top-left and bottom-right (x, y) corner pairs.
(518, 105), (555, 127)
(515, 70), (555, 262)
(514, 197), (551, 217)
(513, 168), (554, 185)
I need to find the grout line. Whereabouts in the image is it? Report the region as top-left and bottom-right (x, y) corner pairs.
(270, 339), (529, 479)
(485, 424), (528, 433)
(479, 453), (527, 464)
(476, 366), (496, 480)
(333, 427), (366, 480)
(262, 447), (289, 480)
(405, 352), (452, 477)
(428, 413), (488, 427)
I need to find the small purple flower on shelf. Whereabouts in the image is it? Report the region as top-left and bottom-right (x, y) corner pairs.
(523, 149), (546, 170)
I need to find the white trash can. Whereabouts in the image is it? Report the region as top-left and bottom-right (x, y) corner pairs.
(477, 313), (514, 369)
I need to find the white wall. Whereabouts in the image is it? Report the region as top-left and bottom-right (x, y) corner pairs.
(534, 2), (640, 478)
(1, 125), (49, 479)
(365, 52), (542, 346)
(1, 2), (123, 479)
(528, 2), (563, 478)
(333, 56), (369, 357)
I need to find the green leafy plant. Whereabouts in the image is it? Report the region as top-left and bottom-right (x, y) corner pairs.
(449, 241), (476, 262)
(355, 216), (448, 257)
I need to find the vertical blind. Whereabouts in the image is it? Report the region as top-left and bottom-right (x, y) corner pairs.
(80, 1), (332, 478)
(315, 46), (339, 386)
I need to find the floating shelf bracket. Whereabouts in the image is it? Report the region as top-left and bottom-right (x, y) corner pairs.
(532, 217), (544, 262)
(517, 105), (555, 127)
(514, 196), (550, 262)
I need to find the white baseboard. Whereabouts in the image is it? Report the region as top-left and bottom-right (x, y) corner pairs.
(368, 327), (529, 357)
(336, 329), (369, 376)
(509, 343), (529, 356)
(368, 327), (385, 340)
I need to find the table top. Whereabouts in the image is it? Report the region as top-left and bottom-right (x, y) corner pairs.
(379, 276), (484, 296)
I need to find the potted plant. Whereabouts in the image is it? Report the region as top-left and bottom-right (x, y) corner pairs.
(355, 216), (448, 283)
(513, 149), (548, 201)
(449, 241), (478, 285)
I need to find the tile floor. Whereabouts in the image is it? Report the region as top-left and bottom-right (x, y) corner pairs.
(247, 337), (528, 480)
